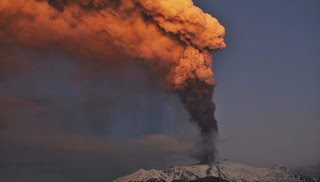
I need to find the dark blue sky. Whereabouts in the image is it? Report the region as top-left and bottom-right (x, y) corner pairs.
(0, 0), (319, 181)
(194, 0), (320, 167)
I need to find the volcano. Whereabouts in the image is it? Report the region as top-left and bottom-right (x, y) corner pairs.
(113, 160), (318, 182)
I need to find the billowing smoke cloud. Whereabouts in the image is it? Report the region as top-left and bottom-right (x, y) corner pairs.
(0, 0), (225, 163)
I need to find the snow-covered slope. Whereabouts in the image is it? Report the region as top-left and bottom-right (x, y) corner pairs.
(114, 160), (317, 182)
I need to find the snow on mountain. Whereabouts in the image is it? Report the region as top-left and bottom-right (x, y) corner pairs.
(113, 160), (318, 182)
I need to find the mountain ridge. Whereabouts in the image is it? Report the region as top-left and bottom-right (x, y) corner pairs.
(113, 160), (318, 182)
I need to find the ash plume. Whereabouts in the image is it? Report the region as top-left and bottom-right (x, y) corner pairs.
(178, 79), (218, 164)
(0, 0), (226, 163)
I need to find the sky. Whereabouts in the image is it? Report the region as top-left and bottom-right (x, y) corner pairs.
(194, 0), (320, 168)
(1, 0), (320, 181)
(195, 0), (320, 165)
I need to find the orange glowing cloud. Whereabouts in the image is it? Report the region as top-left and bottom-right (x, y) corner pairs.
(0, 0), (225, 89)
